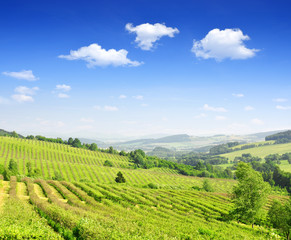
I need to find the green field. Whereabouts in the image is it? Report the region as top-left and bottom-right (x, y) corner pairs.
(221, 142), (291, 161)
(0, 136), (237, 191)
(0, 136), (289, 239)
(0, 177), (286, 239)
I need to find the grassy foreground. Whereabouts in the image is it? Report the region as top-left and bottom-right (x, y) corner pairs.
(0, 177), (284, 239)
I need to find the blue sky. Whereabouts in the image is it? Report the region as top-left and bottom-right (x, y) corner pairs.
(0, 0), (291, 139)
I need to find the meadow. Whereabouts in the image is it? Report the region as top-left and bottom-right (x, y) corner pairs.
(220, 142), (291, 172)
(0, 136), (289, 239)
(0, 176), (285, 239)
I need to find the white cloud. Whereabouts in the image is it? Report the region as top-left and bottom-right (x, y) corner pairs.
(12, 94), (34, 103)
(194, 113), (207, 119)
(104, 105), (118, 111)
(273, 98), (287, 102)
(119, 95), (127, 99)
(276, 105), (291, 110)
(58, 93), (70, 98)
(232, 93), (244, 98)
(192, 28), (259, 61)
(80, 118), (94, 123)
(59, 43), (142, 67)
(56, 84), (71, 92)
(203, 104), (227, 112)
(15, 86), (39, 95)
(251, 118), (264, 125)
(141, 103), (148, 107)
(54, 84), (71, 98)
(11, 86), (39, 103)
(125, 23), (179, 50)
(244, 106), (255, 111)
(215, 116), (227, 121)
(94, 105), (118, 111)
(2, 70), (38, 81)
(133, 95), (144, 100)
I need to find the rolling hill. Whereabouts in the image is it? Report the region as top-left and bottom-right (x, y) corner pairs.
(0, 135), (288, 239)
(93, 130), (284, 152)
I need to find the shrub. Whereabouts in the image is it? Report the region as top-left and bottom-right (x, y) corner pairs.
(115, 171), (126, 183)
(103, 160), (113, 167)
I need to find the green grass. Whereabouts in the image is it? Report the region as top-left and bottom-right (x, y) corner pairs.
(8, 179), (281, 239)
(0, 136), (237, 192)
(0, 136), (288, 239)
(221, 142), (291, 161)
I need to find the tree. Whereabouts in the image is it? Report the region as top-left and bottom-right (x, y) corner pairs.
(11, 131), (19, 138)
(89, 143), (98, 151)
(104, 160), (113, 167)
(115, 171), (126, 183)
(8, 159), (18, 175)
(203, 179), (214, 192)
(72, 138), (82, 148)
(268, 199), (291, 240)
(230, 162), (270, 227)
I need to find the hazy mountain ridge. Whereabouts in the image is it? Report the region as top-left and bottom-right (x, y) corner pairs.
(81, 130), (286, 152)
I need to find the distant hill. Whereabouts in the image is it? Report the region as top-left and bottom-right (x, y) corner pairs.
(79, 138), (107, 148)
(147, 147), (176, 158)
(265, 130), (291, 143)
(0, 129), (23, 138)
(99, 130), (284, 152)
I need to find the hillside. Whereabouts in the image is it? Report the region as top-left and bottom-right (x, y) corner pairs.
(1, 178), (284, 239)
(99, 130), (284, 152)
(0, 136), (289, 239)
(220, 142), (291, 162)
(0, 136), (234, 191)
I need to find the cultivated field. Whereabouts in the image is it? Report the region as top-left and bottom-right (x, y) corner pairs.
(0, 177), (284, 239)
(0, 136), (236, 191)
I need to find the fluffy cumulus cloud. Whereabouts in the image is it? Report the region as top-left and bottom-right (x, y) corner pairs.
(12, 86), (39, 103)
(15, 86), (39, 95)
(104, 105), (118, 111)
(273, 98), (288, 102)
(119, 95), (127, 99)
(232, 93), (244, 98)
(59, 43), (142, 67)
(12, 94), (34, 103)
(54, 84), (71, 98)
(2, 70), (38, 81)
(203, 104), (227, 112)
(94, 105), (118, 111)
(192, 28), (259, 61)
(80, 118), (94, 123)
(56, 84), (71, 92)
(194, 113), (207, 119)
(133, 95), (144, 100)
(126, 23), (179, 50)
(276, 105), (291, 110)
(58, 93), (70, 98)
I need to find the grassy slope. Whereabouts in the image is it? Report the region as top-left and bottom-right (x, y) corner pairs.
(0, 180), (284, 239)
(0, 136), (236, 192)
(0, 136), (288, 239)
(220, 142), (291, 172)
